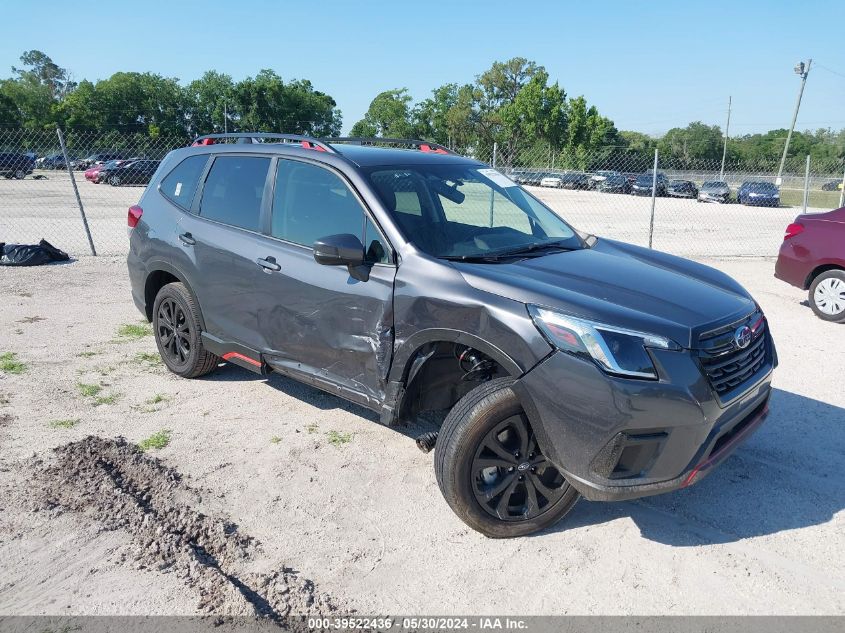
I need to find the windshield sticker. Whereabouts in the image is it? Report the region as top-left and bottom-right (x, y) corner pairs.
(477, 168), (516, 188)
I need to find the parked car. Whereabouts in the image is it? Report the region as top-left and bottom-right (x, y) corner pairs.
(588, 170), (621, 189)
(0, 152), (35, 179)
(821, 180), (843, 192)
(698, 181), (732, 204)
(79, 151), (129, 169)
(513, 170), (545, 186)
(559, 172), (590, 190)
(598, 173), (631, 194)
(667, 179), (698, 198)
(775, 207), (845, 322)
(101, 159), (160, 186)
(737, 181), (779, 207)
(128, 133), (776, 537)
(85, 159), (133, 183)
(36, 152), (70, 169)
(630, 173), (668, 196)
(539, 173), (563, 188)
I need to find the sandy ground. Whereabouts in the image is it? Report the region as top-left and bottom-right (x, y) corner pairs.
(0, 170), (830, 258)
(0, 256), (843, 616)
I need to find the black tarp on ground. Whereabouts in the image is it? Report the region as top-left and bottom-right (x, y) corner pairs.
(0, 239), (70, 266)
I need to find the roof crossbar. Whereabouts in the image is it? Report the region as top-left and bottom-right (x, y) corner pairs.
(326, 137), (456, 155)
(190, 133), (337, 153)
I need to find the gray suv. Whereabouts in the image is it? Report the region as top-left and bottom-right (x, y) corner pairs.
(127, 133), (776, 538)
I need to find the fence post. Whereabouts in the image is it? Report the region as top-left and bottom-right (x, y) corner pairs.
(492, 141), (498, 168)
(802, 154), (810, 213)
(648, 148), (658, 249)
(839, 162), (845, 209)
(56, 127), (97, 256)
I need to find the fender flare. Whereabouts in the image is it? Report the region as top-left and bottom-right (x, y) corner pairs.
(143, 260), (207, 330)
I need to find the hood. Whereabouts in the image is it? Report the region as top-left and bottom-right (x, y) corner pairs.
(452, 239), (755, 348)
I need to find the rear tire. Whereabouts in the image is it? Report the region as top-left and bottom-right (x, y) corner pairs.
(152, 282), (219, 377)
(434, 377), (580, 538)
(808, 270), (845, 323)
(109, 175), (121, 186)
(14, 169), (25, 180)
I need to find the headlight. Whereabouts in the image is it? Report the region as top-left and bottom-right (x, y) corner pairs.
(528, 306), (680, 379)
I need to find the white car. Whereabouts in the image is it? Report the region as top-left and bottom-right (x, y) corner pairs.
(540, 175), (563, 188)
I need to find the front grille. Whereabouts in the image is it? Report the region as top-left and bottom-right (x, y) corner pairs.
(697, 311), (770, 399)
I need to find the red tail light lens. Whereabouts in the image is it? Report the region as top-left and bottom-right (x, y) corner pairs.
(784, 222), (804, 240)
(128, 205), (143, 228)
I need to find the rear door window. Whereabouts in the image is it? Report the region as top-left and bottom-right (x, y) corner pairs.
(160, 154), (210, 209)
(198, 155), (270, 232)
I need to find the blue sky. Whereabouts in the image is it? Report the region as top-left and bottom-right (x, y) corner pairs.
(3, 0), (844, 136)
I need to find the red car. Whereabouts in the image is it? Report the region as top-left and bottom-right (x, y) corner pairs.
(85, 159), (131, 183)
(775, 207), (845, 322)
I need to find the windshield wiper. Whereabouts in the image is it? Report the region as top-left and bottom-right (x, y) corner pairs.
(439, 254), (510, 263)
(494, 241), (577, 258)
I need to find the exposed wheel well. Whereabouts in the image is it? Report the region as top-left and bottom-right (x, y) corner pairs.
(805, 264), (845, 289)
(143, 270), (179, 321)
(398, 341), (512, 425)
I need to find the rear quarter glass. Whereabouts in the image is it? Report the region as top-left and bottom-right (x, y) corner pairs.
(159, 154), (210, 209)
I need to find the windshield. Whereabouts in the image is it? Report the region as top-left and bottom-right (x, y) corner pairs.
(748, 182), (777, 192)
(635, 175), (653, 185)
(366, 164), (583, 259)
(702, 181), (726, 189)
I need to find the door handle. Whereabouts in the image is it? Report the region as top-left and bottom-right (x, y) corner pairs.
(257, 256), (281, 272)
(179, 232), (195, 246)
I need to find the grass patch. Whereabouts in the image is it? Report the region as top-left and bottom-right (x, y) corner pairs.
(134, 351), (162, 366)
(49, 419), (80, 429)
(270, 435), (282, 444)
(93, 393), (121, 406)
(0, 352), (26, 375)
(138, 429), (171, 452)
(76, 350), (100, 358)
(117, 322), (153, 340)
(779, 188), (843, 209)
(327, 430), (353, 447)
(145, 393), (169, 405)
(77, 382), (102, 397)
(305, 422), (319, 434)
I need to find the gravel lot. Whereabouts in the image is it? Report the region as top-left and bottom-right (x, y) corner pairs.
(0, 171), (827, 258)
(0, 255), (843, 616)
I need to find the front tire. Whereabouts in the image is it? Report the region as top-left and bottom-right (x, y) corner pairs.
(14, 169), (25, 180)
(809, 270), (845, 323)
(109, 175), (121, 186)
(152, 282), (219, 377)
(434, 377), (579, 538)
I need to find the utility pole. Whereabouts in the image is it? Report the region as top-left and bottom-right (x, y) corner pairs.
(719, 96), (732, 180)
(223, 101), (228, 134)
(776, 59), (812, 186)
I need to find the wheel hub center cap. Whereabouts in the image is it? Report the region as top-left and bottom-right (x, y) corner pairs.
(517, 461), (531, 472)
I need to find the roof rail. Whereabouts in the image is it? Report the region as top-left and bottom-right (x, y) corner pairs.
(326, 137), (456, 155)
(190, 133), (337, 153)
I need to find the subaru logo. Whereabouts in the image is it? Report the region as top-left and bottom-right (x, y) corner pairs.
(734, 325), (752, 349)
(517, 462), (531, 472)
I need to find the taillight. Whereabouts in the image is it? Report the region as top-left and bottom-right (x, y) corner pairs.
(128, 205), (143, 228)
(784, 222), (804, 240)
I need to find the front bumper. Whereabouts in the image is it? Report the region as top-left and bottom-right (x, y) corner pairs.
(699, 193), (730, 202)
(513, 339), (775, 502)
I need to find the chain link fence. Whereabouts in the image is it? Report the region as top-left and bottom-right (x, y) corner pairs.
(2, 128), (844, 258)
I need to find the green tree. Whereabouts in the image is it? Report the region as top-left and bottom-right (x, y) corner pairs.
(657, 121), (725, 167)
(232, 70), (341, 135)
(185, 71), (235, 135)
(350, 88), (413, 137)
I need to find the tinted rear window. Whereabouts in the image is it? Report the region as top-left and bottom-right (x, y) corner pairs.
(160, 155), (209, 209)
(199, 155), (270, 232)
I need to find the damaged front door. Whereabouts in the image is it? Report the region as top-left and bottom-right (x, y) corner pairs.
(251, 158), (396, 408)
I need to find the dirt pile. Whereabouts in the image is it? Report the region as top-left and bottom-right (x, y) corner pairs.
(31, 436), (341, 621)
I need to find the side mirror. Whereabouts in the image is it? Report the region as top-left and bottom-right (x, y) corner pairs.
(313, 233), (365, 267)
